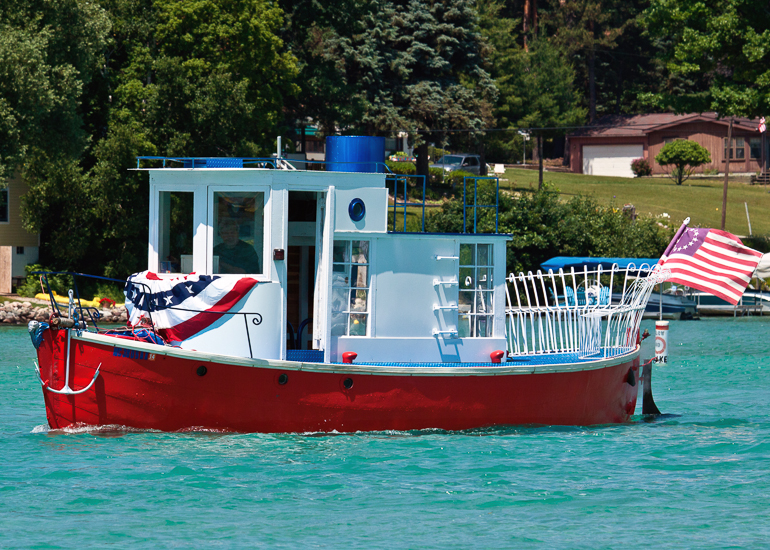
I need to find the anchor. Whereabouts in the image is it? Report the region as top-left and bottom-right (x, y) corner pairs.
(34, 289), (101, 395)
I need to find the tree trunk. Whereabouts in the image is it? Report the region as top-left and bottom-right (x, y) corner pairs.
(416, 141), (430, 181)
(479, 138), (487, 176)
(523, 0), (530, 51)
(538, 135), (544, 190)
(721, 117), (733, 231)
(588, 49), (596, 123)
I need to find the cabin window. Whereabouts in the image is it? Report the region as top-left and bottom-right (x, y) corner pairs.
(750, 138), (762, 159)
(724, 137), (745, 160)
(158, 191), (194, 273)
(212, 191), (264, 274)
(458, 243), (493, 337)
(331, 240), (370, 336)
(0, 187), (7, 223)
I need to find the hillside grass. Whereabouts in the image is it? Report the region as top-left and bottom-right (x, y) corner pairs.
(502, 168), (770, 236)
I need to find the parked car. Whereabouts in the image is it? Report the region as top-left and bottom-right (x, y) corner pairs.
(430, 154), (482, 175)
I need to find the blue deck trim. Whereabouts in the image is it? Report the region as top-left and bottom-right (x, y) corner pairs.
(287, 349), (324, 362)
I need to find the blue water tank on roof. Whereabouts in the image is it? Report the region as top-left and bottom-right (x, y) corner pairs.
(325, 136), (385, 173)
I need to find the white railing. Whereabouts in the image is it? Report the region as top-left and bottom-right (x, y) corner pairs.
(505, 264), (668, 359)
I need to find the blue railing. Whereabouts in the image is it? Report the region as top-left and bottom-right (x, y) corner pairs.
(135, 156), (395, 173)
(135, 157), (501, 235)
(387, 174), (427, 232)
(462, 176), (500, 233)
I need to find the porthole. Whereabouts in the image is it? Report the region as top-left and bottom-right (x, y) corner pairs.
(343, 377), (354, 389)
(278, 373), (288, 385)
(348, 198), (365, 222)
(197, 366), (207, 377)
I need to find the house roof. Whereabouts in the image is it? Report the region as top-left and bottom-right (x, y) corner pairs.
(569, 113), (761, 138)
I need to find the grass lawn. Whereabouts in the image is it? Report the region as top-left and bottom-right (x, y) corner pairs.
(503, 168), (770, 236)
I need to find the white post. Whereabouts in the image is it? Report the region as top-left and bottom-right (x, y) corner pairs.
(277, 136), (282, 158)
(745, 202), (752, 235)
(654, 320), (669, 365)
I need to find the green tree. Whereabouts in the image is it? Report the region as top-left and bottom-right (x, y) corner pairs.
(333, 0), (497, 178)
(277, 0), (375, 137)
(643, 0), (770, 227)
(545, 0), (626, 123)
(0, 0), (110, 184)
(655, 140), (711, 186)
(494, 40), (585, 188)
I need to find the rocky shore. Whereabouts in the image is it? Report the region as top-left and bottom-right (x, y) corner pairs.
(0, 300), (128, 325)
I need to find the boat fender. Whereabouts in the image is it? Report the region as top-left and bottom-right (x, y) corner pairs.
(490, 350), (505, 363)
(342, 352), (357, 364)
(28, 320), (50, 350)
(626, 368), (636, 387)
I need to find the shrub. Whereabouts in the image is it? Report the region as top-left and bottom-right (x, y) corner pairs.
(16, 264), (74, 298)
(445, 170), (477, 189)
(631, 158), (652, 177)
(655, 140), (711, 185)
(385, 160), (416, 175)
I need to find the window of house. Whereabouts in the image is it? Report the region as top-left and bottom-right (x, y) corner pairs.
(212, 191), (264, 275)
(724, 138), (746, 160)
(750, 138), (762, 159)
(331, 240), (370, 336)
(0, 187), (8, 223)
(158, 191), (194, 273)
(458, 243), (494, 338)
(663, 136), (681, 144)
(16, 246), (24, 255)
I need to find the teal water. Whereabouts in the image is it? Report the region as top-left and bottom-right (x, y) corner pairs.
(1, 318), (769, 548)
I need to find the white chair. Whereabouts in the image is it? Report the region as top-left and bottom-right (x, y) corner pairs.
(493, 164), (508, 181)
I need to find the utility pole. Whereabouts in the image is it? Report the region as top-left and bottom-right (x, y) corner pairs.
(721, 117), (733, 231)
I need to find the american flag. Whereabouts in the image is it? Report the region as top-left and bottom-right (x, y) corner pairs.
(125, 271), (259, 342)
(759, 117), (766, 133)
(658, 221), (763, 305)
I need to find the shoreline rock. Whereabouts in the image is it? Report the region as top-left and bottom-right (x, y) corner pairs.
(0, 301), (128, 326)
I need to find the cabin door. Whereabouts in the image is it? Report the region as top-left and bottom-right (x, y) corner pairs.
(286, 191), (320, 350)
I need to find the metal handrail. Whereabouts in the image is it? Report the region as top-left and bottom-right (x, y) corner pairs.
(504, 264), (667, 358)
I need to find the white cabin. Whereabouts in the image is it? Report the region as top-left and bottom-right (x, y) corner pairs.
(141, 160), (510, 364)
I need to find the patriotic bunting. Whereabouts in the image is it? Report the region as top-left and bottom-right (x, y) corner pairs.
(124, 271), (259, 341)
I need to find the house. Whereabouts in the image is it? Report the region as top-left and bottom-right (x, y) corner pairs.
(0, 172), (39, 293)
(568, 113), (767, 178)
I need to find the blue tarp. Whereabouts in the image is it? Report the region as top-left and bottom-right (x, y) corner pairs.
(540, 256), (659, 271)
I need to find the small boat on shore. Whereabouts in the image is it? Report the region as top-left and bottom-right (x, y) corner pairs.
(29, 153), (662, 432)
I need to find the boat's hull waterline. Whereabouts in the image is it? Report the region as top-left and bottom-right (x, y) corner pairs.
(35, 330), (641, 433)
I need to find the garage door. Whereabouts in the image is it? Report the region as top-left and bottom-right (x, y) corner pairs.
(582, 144), (644, 178)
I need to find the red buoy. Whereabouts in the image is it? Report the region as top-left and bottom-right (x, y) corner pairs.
(342, 352), (358, 364)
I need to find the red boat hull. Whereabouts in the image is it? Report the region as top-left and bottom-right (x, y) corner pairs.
(36, 330), (640, 432)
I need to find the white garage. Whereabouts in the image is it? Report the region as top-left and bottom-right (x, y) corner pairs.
(582, 144), (644, 178)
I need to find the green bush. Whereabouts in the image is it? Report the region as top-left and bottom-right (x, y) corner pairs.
(385, 160), (416, 175)
(655, 140), (711, 185)
(445, 170), (477, 188)
(16, 264), (74, 298)
(631, 158), (652, 177)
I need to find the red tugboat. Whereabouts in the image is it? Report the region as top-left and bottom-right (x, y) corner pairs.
(29, 149), (662, 432)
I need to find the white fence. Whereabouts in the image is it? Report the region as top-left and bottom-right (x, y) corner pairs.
(505, 264), (667, 359)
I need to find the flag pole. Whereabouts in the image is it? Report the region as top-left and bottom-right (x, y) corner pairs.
(661, 217), (691, 260)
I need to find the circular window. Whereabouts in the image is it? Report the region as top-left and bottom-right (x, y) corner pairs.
(348, 198), (366, 222)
